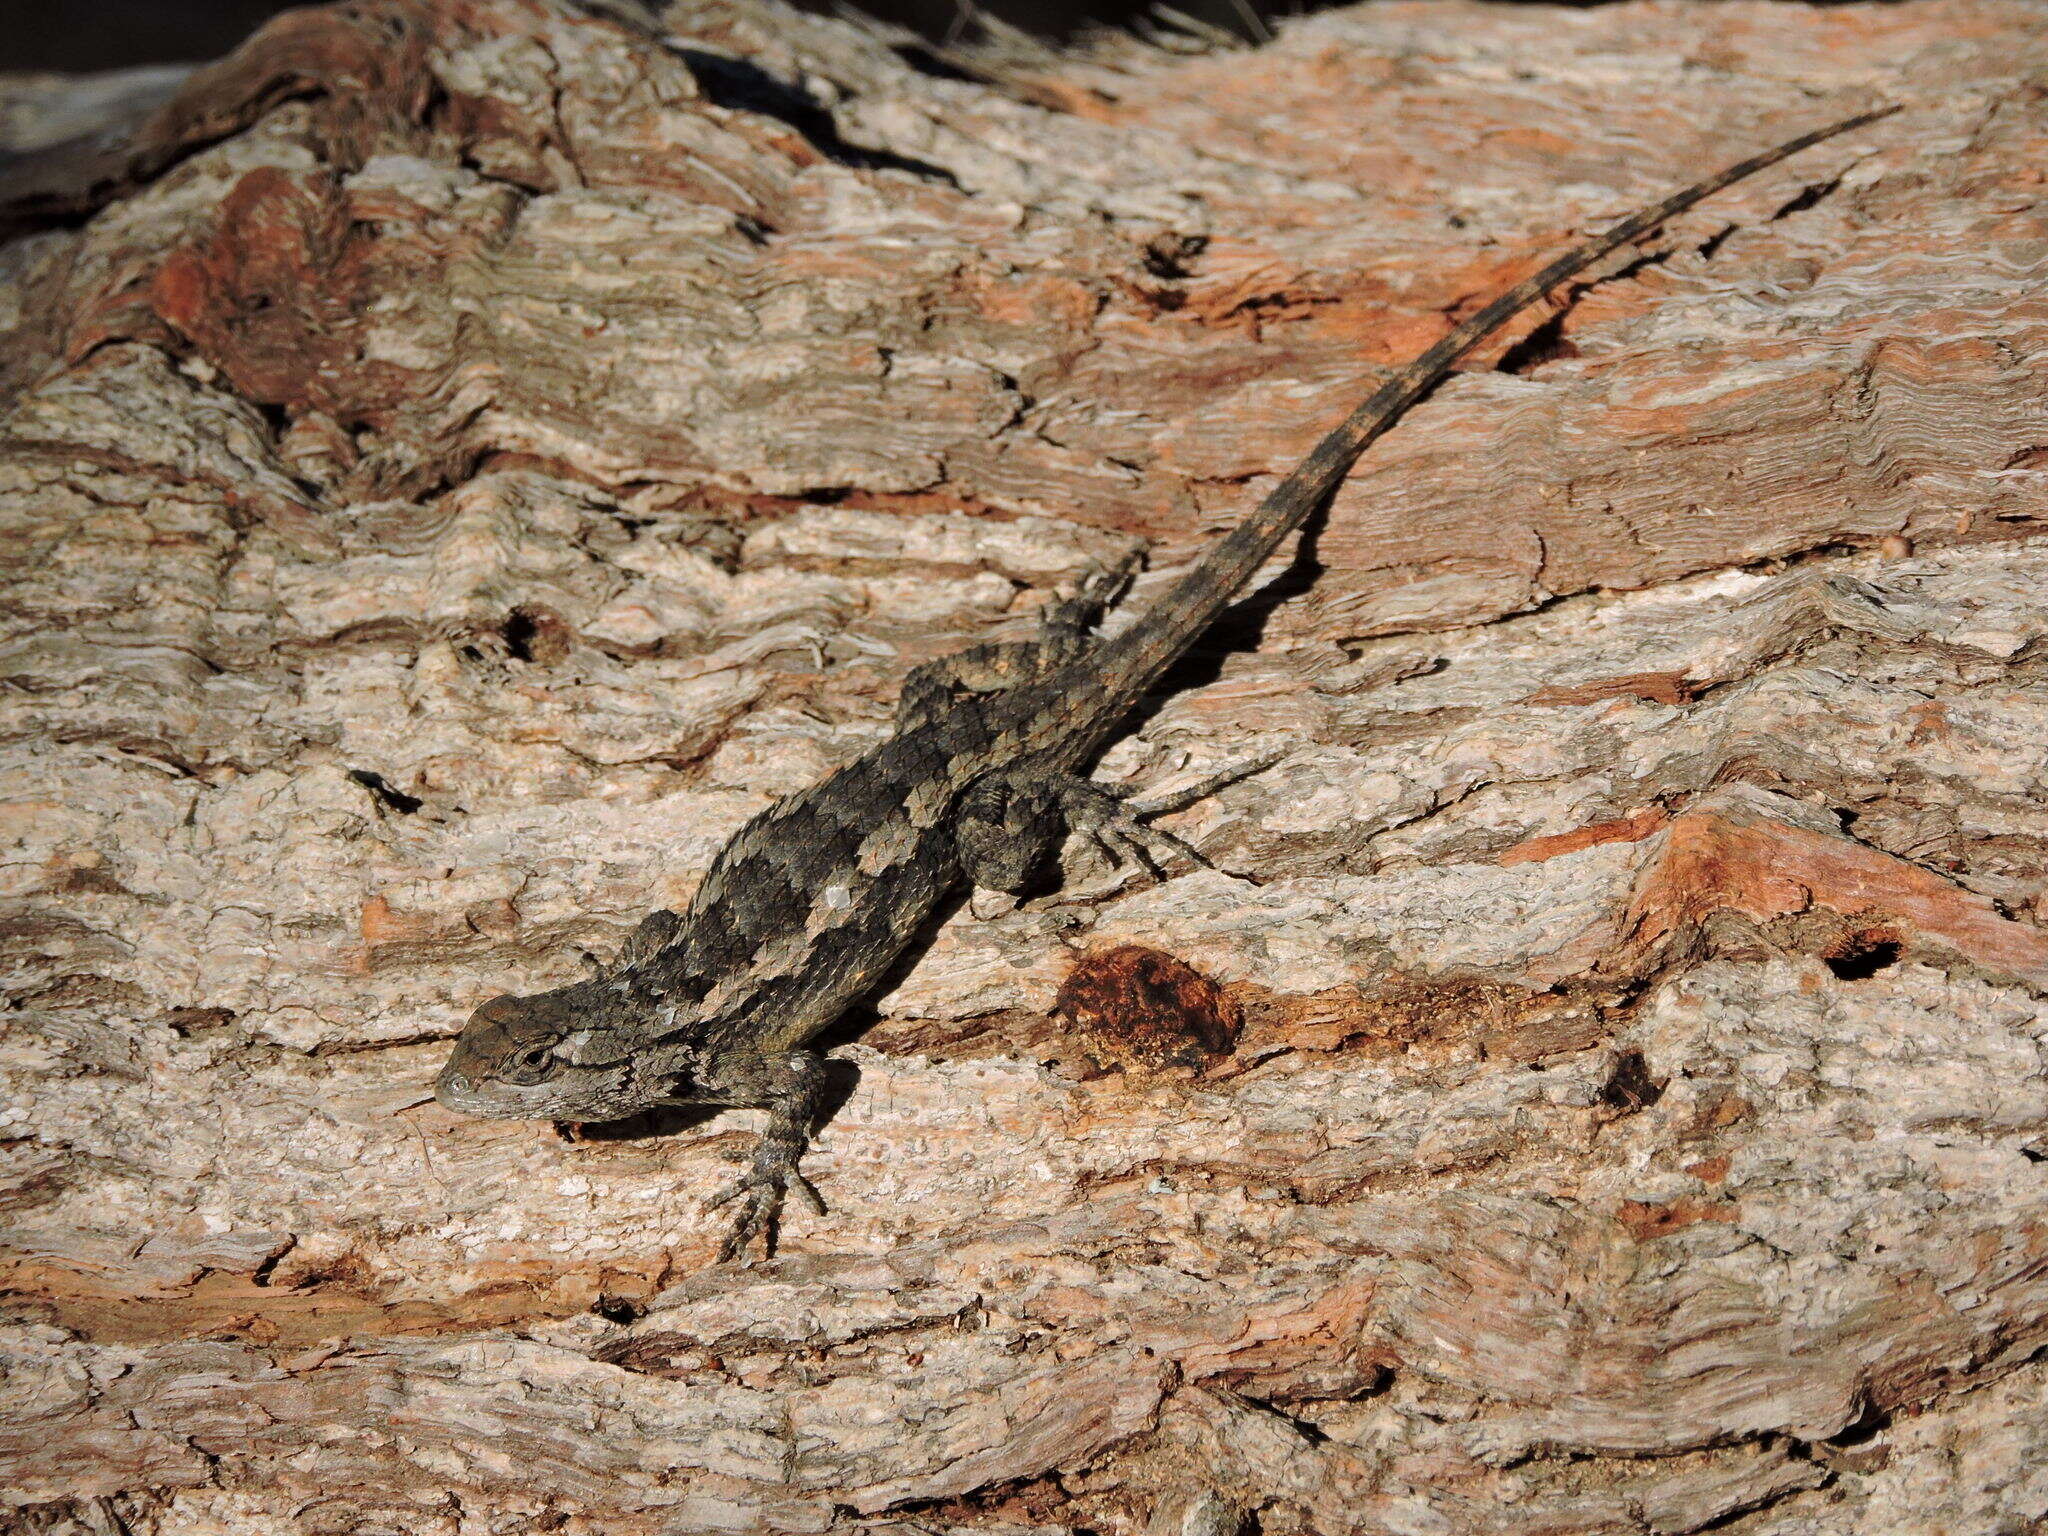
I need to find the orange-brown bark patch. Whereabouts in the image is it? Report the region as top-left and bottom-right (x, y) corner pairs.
(1498, 807), (1670, 866)
(1685, 1089), (1754, 1139)
(2, 1250), (660, 1348)
(1054, 944), (1242, 1073)
(359, 893), (431, 950)
(1526, 671), (1701, 707)
(1234, 974), (1614, 1067)
(1622, 804), (2048, 988)
(148, 167), (401, 415)
(1616, 1197), (1738, 1241)
(1687, 1155), (1734, 1184)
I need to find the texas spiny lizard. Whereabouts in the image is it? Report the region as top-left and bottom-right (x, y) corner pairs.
(436, 108), (1892, 1260)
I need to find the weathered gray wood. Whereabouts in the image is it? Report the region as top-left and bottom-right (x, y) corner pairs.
(4, 2), (2048, 1533)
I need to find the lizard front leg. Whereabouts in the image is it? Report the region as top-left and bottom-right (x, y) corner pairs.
(700, 1047), (831, 1262)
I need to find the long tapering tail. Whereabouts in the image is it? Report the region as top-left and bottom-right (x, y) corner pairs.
(1085, 104), (1896, 717)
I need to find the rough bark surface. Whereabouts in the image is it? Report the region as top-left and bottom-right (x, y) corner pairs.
(3, 2), (2047, 1532)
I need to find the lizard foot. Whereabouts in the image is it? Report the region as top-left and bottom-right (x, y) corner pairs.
(706, 1157), (826, 1263)
(1054, 755), (1279, 895)
(1057, 779), (1217, 882)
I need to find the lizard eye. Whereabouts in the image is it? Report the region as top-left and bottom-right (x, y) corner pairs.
(500, 1043), (560, 1086)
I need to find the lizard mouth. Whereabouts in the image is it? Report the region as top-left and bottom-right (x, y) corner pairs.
(433, 1061), (503, 1115)
(435, 1056), (651, 1123)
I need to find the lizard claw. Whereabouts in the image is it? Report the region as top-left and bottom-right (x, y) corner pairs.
(789, 1168), (827, 1216)
(706, 1160), (826, 1263)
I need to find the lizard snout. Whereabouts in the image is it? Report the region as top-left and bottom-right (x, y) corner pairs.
(434, 1058), (480, 1108)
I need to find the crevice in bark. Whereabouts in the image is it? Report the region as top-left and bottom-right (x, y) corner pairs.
(674, 47), (961, 184)
(348, 768), (423, 814)
(1770, 170), (1850, 222)
(1822, 930), (1903, 980)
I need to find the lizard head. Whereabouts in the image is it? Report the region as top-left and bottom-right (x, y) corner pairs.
(435, 981), (667, 1123)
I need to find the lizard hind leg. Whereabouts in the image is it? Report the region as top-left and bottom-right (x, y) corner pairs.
(953, 772), (1070, 908)
(1039, 549), (1140, 649)
(1055, 778), (1216, 886)
(1066, 750), (1287, 891)
(895, 639), (1060, 733)
(957, 751), (1281, 910)
(953, 759), (1255, 915)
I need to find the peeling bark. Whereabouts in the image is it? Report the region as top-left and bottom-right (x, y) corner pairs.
(4, 2), (2048, 1533)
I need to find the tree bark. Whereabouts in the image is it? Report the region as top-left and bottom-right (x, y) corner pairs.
(4, 2), (2048, 1533)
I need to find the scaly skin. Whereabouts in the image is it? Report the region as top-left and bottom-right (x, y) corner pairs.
(436, 106), (1895, 1261)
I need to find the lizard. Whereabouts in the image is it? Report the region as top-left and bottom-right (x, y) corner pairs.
(435, 105), (1894, 1261)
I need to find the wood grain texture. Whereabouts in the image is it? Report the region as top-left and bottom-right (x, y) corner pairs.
(3, 2), (2047, 1533)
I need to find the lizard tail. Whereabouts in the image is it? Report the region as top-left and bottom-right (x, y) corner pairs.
(1086, 103), (1896, 711)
